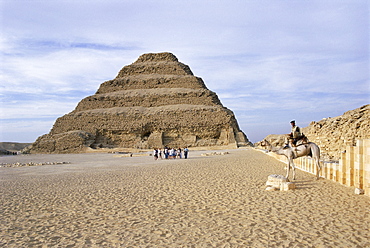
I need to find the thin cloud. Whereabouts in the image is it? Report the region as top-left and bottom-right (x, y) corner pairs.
(18, 39), (140, 52)
(0, 0), (368, 143)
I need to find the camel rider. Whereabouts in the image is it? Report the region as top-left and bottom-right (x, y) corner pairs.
(289, 120), (303, 146)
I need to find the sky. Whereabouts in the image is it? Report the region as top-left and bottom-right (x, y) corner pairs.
(0, 0), (369, 144)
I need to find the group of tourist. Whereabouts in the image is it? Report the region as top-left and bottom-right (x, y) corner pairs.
(153, 147), (189, 160)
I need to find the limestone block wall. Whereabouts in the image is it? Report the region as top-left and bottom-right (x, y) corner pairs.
(339, 139), (370, 196)
(74, 88), (222, 112)
(96, 75), (207, 93)
(260, 139), (370, 197)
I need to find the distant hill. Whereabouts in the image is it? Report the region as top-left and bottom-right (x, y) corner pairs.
(0, 142), (32, 152)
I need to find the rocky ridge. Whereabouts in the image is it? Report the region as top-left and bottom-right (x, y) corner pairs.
(256, 104), (370, 160)
(302, 104), (369, 160)
(29, 52), (251, 154)
(0, 142), (31, 155)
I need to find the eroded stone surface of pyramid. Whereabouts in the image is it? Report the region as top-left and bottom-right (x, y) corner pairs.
(30, 52), (251, 153)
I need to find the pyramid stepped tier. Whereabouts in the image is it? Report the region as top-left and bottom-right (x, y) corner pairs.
(116, 61), (193, 77)
(116, 52), (194, 77)
(50, 105), (242, 149)
(96, 75), (207, 93)
(75, 88), (222, 111)
(29, 52), (251, 153)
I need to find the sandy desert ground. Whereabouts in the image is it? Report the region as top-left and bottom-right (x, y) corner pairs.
(0, 148), (369, 247)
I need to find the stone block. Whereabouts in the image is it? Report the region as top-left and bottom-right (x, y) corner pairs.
(265, 186), (278, 191)
(339, 152), (346, 185)
(354, 188), (364, 195)
(266, 174), (289, 188)
(280, 182), (296, 191)
(265, 175), (295, 191)
(147, 131), (163, 148)
(346, 146), (355, 187)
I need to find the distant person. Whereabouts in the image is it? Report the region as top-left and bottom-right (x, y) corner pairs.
(172, 148), (177, 159)
(184, 147), (189, 159)
(177, 148), (182, 159)
(169, 148), (175, 159)
(164, 147), (169, 159)
(153, 148), (158, 160)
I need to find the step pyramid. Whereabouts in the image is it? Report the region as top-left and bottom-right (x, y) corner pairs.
(30, 52), (251, 153)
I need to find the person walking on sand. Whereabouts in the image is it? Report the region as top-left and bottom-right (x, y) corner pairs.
(177, 148), (182, 159)
(171, 148), (176, 159)
(158, 148), (162, 159)
(164, 147), (169, 159)
(168, 148), (174, 159)
(153, 148), (158, 160)
(184, 147), (189, 159)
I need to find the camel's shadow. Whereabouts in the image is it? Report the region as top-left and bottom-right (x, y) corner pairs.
(291, 179), (318, 190)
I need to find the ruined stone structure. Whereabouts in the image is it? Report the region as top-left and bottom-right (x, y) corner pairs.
(261, 139), (370, 196)
(302, 104), (369, 160)
(29, 52), (251, 153)
(256, 104), (370, 160)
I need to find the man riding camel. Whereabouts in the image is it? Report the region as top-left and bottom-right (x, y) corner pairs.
(288, 120), (307, 147)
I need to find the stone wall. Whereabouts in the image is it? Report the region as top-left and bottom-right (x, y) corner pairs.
(96, 75), (207, 93)
(74, 88), (222, 111)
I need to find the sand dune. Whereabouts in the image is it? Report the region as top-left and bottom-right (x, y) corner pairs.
(1, 149), (369, 247)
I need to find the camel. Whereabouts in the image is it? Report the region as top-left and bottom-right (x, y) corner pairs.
(260, 139), (321, 180)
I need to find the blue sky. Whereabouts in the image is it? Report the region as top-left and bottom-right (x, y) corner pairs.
(0, 0), (369, 143)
